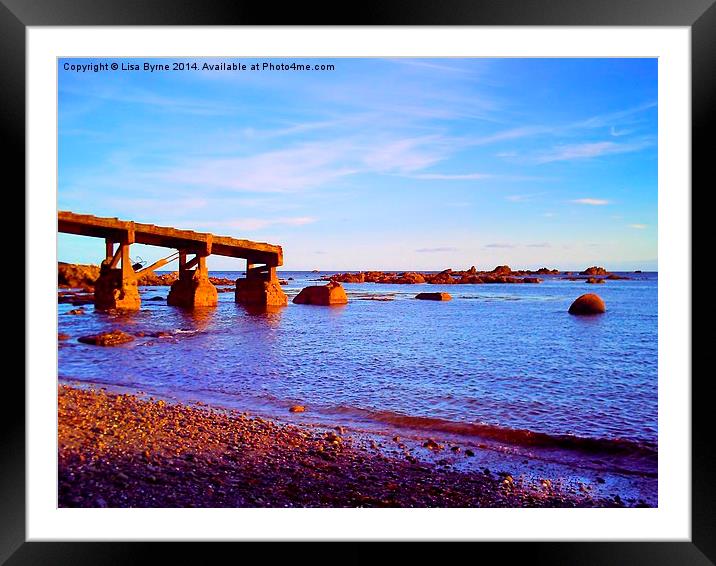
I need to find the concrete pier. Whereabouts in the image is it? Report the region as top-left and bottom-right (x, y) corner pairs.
(58, 211), (286, 310)
(235, 263), (288, 307)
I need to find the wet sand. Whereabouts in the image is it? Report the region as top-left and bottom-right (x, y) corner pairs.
(58, 385), (632, 508)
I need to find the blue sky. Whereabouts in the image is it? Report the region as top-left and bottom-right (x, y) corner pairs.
(58, 58), (657, 271)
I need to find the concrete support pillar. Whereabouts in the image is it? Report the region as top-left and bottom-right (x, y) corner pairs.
(167, 251), (218, 308)
(235, 260), (287, 307)
(94, 240), (141, 311)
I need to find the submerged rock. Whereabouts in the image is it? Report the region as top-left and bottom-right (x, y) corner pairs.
(289, 405), (306, 413)
(78, 330), (135, 346)
(586, 277), (605, 284)
(293, 282), (348, 305)
(415, 292), (452, 301)
(568, 293), (606, 315)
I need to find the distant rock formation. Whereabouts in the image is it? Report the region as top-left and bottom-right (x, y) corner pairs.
(580, 266), (609, 276)
(568, 294), (606, 315)
(293, 282), (348, 305)
(58, 262), (235, 288)
(327, 266), (549, 285)
(491, 265), (512, 275)
(58, 262), (100, 289)
(415, 292), (452, 301)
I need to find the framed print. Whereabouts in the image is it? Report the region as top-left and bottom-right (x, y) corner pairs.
(5, 0), (712, 563)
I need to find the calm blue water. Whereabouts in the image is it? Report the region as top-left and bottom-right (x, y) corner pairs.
(58, 271), (657, 475)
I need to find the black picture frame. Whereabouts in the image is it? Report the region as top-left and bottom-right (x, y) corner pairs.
(4, 0), (710, 563)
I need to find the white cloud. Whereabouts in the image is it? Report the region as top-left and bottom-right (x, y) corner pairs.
(533, 139), (652, 164)
(192, 217), (317, 231)
(409, 173), (493, 180)
(416, 247), (459, 253)
(571, 198), (610, 206)
(629, 223), (648, 229)
(362, 136), (448, 174)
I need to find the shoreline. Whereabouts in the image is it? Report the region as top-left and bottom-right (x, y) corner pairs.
(58, 384), (650, 508)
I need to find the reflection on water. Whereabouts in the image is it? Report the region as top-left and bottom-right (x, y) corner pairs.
(173, 305), (216, 332)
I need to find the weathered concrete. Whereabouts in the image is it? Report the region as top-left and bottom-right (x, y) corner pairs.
(167, 253), (218, 308)
(168, 272), (218, 308)
(94, 264), (141, 311)
(59, 211), (286, 311)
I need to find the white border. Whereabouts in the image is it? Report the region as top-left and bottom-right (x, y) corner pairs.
(27, 27), (691, 541)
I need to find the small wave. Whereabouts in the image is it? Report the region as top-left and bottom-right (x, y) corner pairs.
(331, 406), (657, 459)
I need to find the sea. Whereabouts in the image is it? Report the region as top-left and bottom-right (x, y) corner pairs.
(58, 271), (658, 504)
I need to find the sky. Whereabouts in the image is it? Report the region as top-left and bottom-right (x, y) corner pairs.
(58, 58), (657, 271)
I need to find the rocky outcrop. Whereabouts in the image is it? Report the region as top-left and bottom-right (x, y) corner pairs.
(58, 262), (100, 289)
(580, 266), (609, 276)
(415, 292), (452, 301)
(491, 265), (512, 275)
(568, 293), (606, 315)
(328, 266), (548, 285)
(293, 282), (348, 305)
(78, 330), (135, 346)
(586, 277), (605, 284)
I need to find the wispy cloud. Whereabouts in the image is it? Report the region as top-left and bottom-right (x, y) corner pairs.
(527, 242), (551, 248)
(485, 243), (517, 248)
(533, 139), (653, 164)
(407, 172), (494, 180)
(571, 198), (610, 206)
(416, 247), (459, 253)
(629, 223), (648, 229)
(610, 126), (632, 137)
(192, 217), (317, 231)
(363, 136), (449, 174)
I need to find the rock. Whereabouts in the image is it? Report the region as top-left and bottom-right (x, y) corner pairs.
(147, 296), (166, 301)
(522, 277), (542, 284)
(423, 438), (443, 450)
(491, 265), (512, 275)
(293, 282), (348, 305)
(426, 272), (456, 284)
(278, 279), (289, 285)
(58, 333), (70, 341)
(394, 272), (426, 284)
(324, 432), (342, 443)
(289, 405), (306, 413)
(465, 449), (475, 457)
(568, 293), (606, 315)
(78, 330), (135, 346)
(586, 277), (605, 284)
(67, 308), (85, 315)
(580, 266), (609, 276)
(606, 274), (630, 280)
(58, 262), (100, 289)
(415, 292), (452, 301)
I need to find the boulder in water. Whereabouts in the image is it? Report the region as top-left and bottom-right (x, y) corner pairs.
(293, 282), (348, 305)
(568, 293), (606, 315)
(415, 292), (452, 301)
